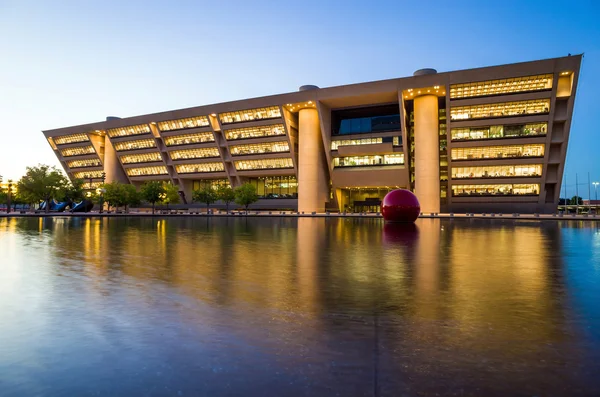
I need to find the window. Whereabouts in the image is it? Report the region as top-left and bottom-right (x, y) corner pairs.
(331, 137), (382, 150)
(452, 164), (543, 179)
(333, 154), (404, 167)
(193, 179), (230, 191)
(83, 181), (102, 190)
(163, 132), (215, 146)
(157, 116), (209, 131)
(451, 123), (547, 141)
(219, 106), (281, 124)
(73, 171), (104, 179)
(67, 159), (102, 168)
(452, 184), (540, 196)
(120, 152), (163, 164)
(450, 99), (550, 120)
(107, 124), (151, 138)
(230, 141), (289, 156)
(451, 144), (545, 160)
(113, 139), (157, 151)
(60, 145), (95, 157)
(450, 74), (553, 99)
(332, 104), (401, 135)
(54, 133), (90, 145)
(245, 176), (298, 199)
(224, 124), (286, 140)
(234, 158), (294, 170)
(126, 166), (169, 176)
(176, 163), (225, 174)
(169, 148), (220, 160)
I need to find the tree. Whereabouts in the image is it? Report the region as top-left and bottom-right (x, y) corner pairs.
(102, 182), (127, 212)
(141, 181), (165, 214)
(162, 183), (180, 209)
(216, 185), (235, 212)
(60, 178), (86, 205)
(234, 183), (258, 214)
(123, 184), (140, 212)
(570, 195), (583, 206)
(16, 165), (68, 213)
(193, 185), (217, 212)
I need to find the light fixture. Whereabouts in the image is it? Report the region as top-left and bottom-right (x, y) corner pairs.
(418, 91), (421, 94)
(308, 101), (313, 104)
(434, 85), (440, 89)
(211, 113), (216, 116)
(150, 122), (156, 125)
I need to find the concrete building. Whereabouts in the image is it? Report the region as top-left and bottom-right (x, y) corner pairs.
(43, 55), (581, 213)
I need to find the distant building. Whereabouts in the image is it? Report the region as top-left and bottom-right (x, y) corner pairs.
(43, 55), (581, 213)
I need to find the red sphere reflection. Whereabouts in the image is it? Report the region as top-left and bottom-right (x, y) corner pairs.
(381, 189), (420, 223)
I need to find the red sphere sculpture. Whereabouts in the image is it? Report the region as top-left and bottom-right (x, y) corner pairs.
(381, 189), (420, 223)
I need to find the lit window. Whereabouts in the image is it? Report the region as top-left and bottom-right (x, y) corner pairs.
(452, 184), (540, 196)
(450, 74), (553, 99)
(83, 181), (102, 190)
(157, 116), (209, 132)
(192, 179), (230, 191)
(67, 159), (102, 168)
(452, 164), (543, 179)
(219, 106), (281, 125)
(333, 154), (405, 167)
(451, 144), (544, 160)
(243, 176), (298, 198)
(73, 171), (104, 179)
(230, 141), (289, 156)
(163, 132), (215, 146)
(120, 152), (163, 164)
(175, 163), (225, 174)
(451, 123), (547, 141)
(113, 139), (156, 151)
(107, 124), (151, 138)
(224, 124), (286, 140)
(60, 145), (95, 157)
(54, 133), (90, 145)
(126, 166), (168, 176)
(450, 99), (550, 120)
(234, 158), (293, 170)
(169, 148), (220, 160)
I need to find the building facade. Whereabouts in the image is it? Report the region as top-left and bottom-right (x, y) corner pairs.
(43, 55), (581, 213)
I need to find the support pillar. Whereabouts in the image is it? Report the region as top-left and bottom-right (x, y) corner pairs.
(414, 95), (440, 213)
(298, 108), (328, 213)
(103, 137), (128, 184)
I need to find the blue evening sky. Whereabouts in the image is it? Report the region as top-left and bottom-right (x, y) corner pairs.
(1, 0), (598, 196)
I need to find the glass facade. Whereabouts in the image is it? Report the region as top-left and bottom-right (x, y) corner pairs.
(234, 158), (294, 171)
(230, 141), (289, 156)
(224, 124), (286, 141)
(53, 133), (90, 145)
(246, 176), (298, 199)
(60, 145), (95, 157)
(113, 139), (156, 151)
(163, 132), (215, 146)
(192, 179), (230, 191)
(73, 170), (104, 179)
(120, 152), (163, 164)
(452, 164), (543, 179)
(219, 106), (281, 125)
(67, 159), (102, 168)
(175, 163), (225, 174)
(169, 148), (220, 160)
(107, 124), (151, 138)
(451, 123), (547, 141)
(451, 144), (545, 161)
(450, 99), (550, 120)
(157, 116), (209, 132)
(126, 166), (168, 176)
(333, 154), (404, 167)
(331, 137), (382, 150)
(452, 184), (540, 196)
(450, 74), (553, 99)
(332, 104), (401, 135)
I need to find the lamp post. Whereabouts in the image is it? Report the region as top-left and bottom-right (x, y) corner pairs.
(7, 180), (12, 214)
(593, 182), (599, 214)
(100, 172), (106, 213)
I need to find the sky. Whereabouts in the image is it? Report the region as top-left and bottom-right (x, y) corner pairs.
(1, 0), (599, 197)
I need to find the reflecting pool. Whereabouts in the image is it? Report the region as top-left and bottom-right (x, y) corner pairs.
(1, 217), (599, 396)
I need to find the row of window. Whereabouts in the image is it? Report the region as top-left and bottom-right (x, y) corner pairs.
(450, 99), (550, 121)
(331, 136), (402, 150)
(107, 124), (151, 138)
(452, 164), (543, 179)
(333, 154), (405, 167)
(67, 159), (102, 169)
(54, 133), (90, 145)
(176, 163), (225, 174)
(230, 141), (289, 156)
(158, 116), (209, 132)
(73, 170), (105, 179)
(335, 115), (401, 135)
(451, 144), (544, 161)
(83, 182), (102, 190)
(451, 123), (547, 141)
(224, 124), (286, 140)
(164, 132), (215, 146)
(245, 176), (298, 198)
(219, 106), (281, 124)
(234, 158), (294, 171)
(170, 148), (220, 160)
(60, 145), (95, 157)
(120, 152), (163, 164)
(452, 184), (540, 196)
(126, 166), (169, 176)
(192, 179), (230, 191)
(450, 74), (553, 99)
(113, 139), (156, 151)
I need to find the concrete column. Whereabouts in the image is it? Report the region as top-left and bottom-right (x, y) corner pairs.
(103, 138), (128, 184)
(298, 108), (328, 213)
(414, 94), (440, 213)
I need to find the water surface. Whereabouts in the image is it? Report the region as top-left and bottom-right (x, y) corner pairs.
(1, 217), (599, 396)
